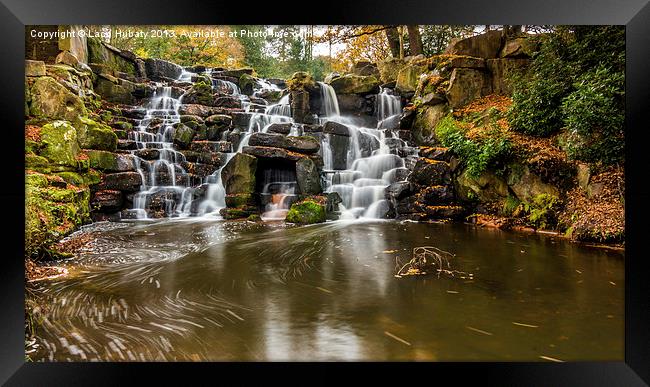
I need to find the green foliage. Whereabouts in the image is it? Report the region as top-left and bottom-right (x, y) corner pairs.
(520, 193), (559, 229)
(507, 26), (625, 165)
(286, 199), (326, 224)
(435, 116), (513, 178)
(420, 25), (475, 56)
(502, 195), (521, 216)
(561, 65), (624, 164)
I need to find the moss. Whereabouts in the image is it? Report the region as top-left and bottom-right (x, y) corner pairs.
(55, 171), (85, 186)
(225, 193), (254, 208)
(239, 74), (256, 94)
(286, 198), (326, 224)
(286, 72), (316, 91)
(84, 150), (118, 171)
(39, 121), (80, 168)
(113, 121), (133, 130)
(25, 173), (49, 188)
(26, 154), (51, 173)
(75, 116), (118, 151)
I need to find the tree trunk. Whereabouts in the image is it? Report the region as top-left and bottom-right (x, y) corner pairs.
(385, 26), (401, 58)
(406, 25), (423, 56)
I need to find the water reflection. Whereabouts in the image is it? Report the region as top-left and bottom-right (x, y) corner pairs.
(28, 220), (624, 361)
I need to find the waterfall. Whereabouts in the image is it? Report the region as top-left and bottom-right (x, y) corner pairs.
(318, 81), (340, 118)
(319, 86), (412, 220)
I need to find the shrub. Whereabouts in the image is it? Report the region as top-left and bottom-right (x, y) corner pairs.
(561, 65), (624, 165)
(435, 116), (512, 178)
(520, 193), (560, 229)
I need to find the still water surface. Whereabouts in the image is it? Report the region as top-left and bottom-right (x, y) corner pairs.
(28, 219), (624, 361)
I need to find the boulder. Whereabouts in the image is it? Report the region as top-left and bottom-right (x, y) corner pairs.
(75, 116), (118, 151)
(231, 112), (253, 128)
(507, 164), (559, 202)
(214, 96), (242, 109)
(96, 172), (143, 192)
(500, 37), (537, 58)
(117, 139), (137, 150)
(267, 123), (293, 135)
(87, 37), (138, 76)
(172, 123), (195, 149)
(444, 30), (504, 59)
(410, 159), (452, 187)
(221, 153), (257, 194)
(455, 169), (508, 202)
(328, 74), (380, 94)
(396, 63), (428, 94)
(377, 58), (406, 84)
(190, 141), (232, 153)
(84, 150), (135, 172)
(94, 75), (136, 104)
(91, 190), (123, 212)
(351, 61), (380, 77)
(323, 121), (350, 137)
(39, 121), (80, 169)
(180, 81), (215, 106)
(248, 132), (320, 154)
(446, 55), (486, 69)
(296, 157), (322, 194)
(133, 148), (160, 160)
(144, 58), (183, 81)
(287, 71), (316, 91)
(25, 60), (46, 77)
(446, 68), (491, 109)
(411, 104), (449, 145)
(486, 58), (531, 95)
(178, 104), (222, 117)
(285, 197), (326, 224)
(221, 68), (254, 78)
(29, 77), (85, 121)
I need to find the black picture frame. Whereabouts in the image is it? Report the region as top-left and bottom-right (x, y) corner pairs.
(2, 0), (648, 385)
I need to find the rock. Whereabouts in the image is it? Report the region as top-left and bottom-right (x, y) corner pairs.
(231, 112), (253, 128)
(286, 197), (326, 224)
(221, 153), (257, 194)
(410, 159), (452, 186)
(351, 61), (380, 77)
(225, 193), (255, 208)
(181, 151), (226, 166)
(39, 121), (80, 169)
(117, 139), (137, 150)
(419, 146), (452, 161)
(377, 58), (406, 84)
(180, 81), (215, 105)
(290, 89), (310, 124)
(239, 73), (257, 95)
(88, 37), (138, 76)
(446, 68), (491, 109)
(486, 58), (531, 95)
(55, 50), (86, 71)
(327, 135), (350, 170)
(172, 123), (195, 149)
(75, 116), (118, 151)
(180, 161), (218, 178)
(323, 121), (350, 137)
(25, 60), (46, 77)
(121, 107), (147, 119)
(84, 150), (135, 172)
(29, 77), (85, 121)
(456, 169), (508, 202)
(507, 164), (559, 202)
(267, 123), (292, 135)
(377, 114), (400, 130)
(328, 74), (380, 94)
(190, 141), (232, 153)
(500, 37), (537, 58)
(144, 58), (183, 81)
(422, 205), (465, 219)
(178, 104), (222, 117)
(221, 68), (254, 78)
(396, 63), (428, 94)
(420, 185), (455, 204)
(287, 71), (316, 91)
(412, 104), (449, 145)
(248, 132), (320, 154)
(386, 181), (414, 201)
(445, 30), (504, 59)
(296, 157), (322, 194)
(96, 172), (143, 192)
(133, 148), (160, 160)
(91, 190), (123, 212)
(214, 96), (242, 109)
(446, 55), (486, 69)
(94, 75), (136, 104)
(576, 163), (591, 191)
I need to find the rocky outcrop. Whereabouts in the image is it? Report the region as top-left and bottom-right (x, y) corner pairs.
(144, 58), (183, 81)
(445, 30), (504, 59)
(327, 74), (380, 94)
(248, 132), (320, 154)
(221, 153), (257, 194)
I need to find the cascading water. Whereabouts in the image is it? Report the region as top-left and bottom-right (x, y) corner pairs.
(319, 84), (412, 220)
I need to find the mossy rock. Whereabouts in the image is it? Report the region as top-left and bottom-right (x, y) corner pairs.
(28, 76), (86, 121)
(221, 153), (257, 194)
(239, 74), (257, 95)
(286, 198), (326, 224)
(26, 154), (51, 173)
(225, 193), (254, 208)
(55, 171), (85, 186)
(396, 63), (429, 94)
(39, 121), (80, 168)
(75, 116), (118, 151)
(377, 57), (406, 84)
(172, 123), (195, 149)
(26, 173), (49, 188)
(184, 81), (215, 106)
(328, 74), (380, 95)
(286, 71), (316, 91)
(87, 37), (137, 76)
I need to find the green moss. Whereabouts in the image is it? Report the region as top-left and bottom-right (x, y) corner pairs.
(25, 173), (49, 188)
(225, 194), (254, 208)
(84, 150), (118, 171)
(286, 199), (326, 224)
(75, 116), (118, 151)
(26, 154), (51, 173)
(192, 81), (215, 106)
(55, 171), (84, 186)
(39, 121), (80, 168)
(286, 72), (316, 91)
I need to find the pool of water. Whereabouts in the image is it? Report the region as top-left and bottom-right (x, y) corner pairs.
(27, 219), (624, 361)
